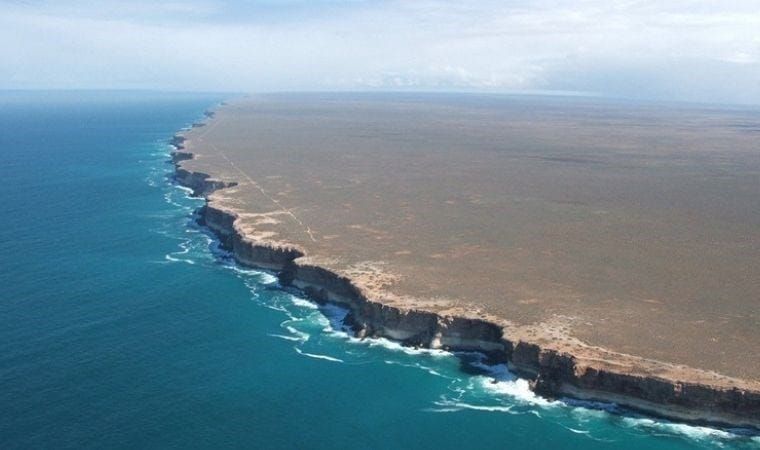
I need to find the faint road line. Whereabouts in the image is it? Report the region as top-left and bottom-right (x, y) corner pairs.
(195, 116), (318, 243)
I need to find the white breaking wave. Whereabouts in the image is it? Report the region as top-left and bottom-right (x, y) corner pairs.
(383, 360), (455, 379)
(267, 333), (303, 342)
(291, 297), (319, 310)
(174, 242), (191, 255)
(256, 272), (279, 285)
(174, 185), (194, 195)
(620, 416), (743, 443)
(263, 303), (289, 313)
(293, 347), (344, 363)
(430, 398), (516, 414)
(222, 262), (279, 286)
(163, 192), (184, 208)
(480, 377), (556, 407)
(423, 407), (463, 413)
(468, 360), (515, 382)
(164, 254), (196, 265)
(361, 337), (450, 358)
(283, 325), (310, 342)
(319, 303), (353, 335)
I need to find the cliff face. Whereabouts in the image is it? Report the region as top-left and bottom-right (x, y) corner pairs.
(169, 136), (236, 197)
(175, 168), (237, 197)
(512, 343), (760, 425)
(290, 261), (507, 353)
(170, 131), (760, 431)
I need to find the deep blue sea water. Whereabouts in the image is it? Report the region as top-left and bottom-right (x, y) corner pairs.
(0, 91), (758, 449)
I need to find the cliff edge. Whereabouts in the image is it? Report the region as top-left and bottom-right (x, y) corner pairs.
(170, 102), (760, 431)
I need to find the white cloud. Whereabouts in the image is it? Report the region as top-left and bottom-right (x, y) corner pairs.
(1, 0), (760, 104)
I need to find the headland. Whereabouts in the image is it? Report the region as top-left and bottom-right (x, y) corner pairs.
(172, 93), (760, 429)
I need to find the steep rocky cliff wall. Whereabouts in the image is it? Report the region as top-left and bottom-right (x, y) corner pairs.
(170, 131), (760, 431)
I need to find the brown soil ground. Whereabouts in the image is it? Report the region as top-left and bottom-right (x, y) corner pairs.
(179, 93), (760, 382)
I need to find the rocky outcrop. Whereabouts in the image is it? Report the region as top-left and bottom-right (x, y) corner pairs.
(170, 120), (760, 432)
(512, 343), (760, 427)
(174, 168), (237, 197)
(168, 134), (194, 165)
(285, 261), (507, 354)
(170, 151), (193, 164)
(170, 134), (186, 148)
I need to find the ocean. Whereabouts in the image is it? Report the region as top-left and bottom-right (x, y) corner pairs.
(0, 91), (757, 449)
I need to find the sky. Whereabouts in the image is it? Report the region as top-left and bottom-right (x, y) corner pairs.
(2, 0), (760, 104)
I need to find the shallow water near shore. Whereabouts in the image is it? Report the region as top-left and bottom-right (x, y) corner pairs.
(0, 91), (757, 449)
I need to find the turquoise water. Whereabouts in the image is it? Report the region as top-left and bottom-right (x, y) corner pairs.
(0, 91), (757, 449)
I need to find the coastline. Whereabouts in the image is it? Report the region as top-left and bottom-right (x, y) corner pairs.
(170, 108), (760, 431)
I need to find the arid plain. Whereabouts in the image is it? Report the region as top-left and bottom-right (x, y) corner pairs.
(179, 93), (760, 384)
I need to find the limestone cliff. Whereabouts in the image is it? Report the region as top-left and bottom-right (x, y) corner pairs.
(170, 129), (760, 431)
